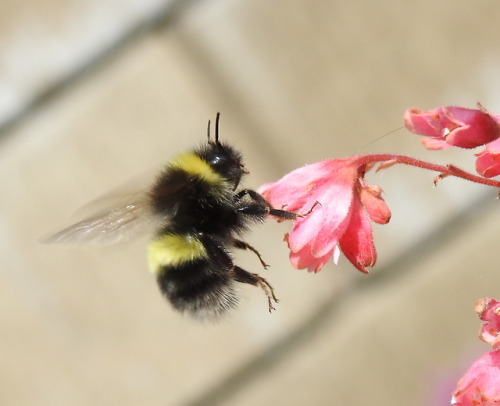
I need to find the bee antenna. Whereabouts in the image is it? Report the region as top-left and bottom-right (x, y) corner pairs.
(215, 112), (221, 144)
(207, 113), (222, 145)
(207, 118), (212, 142)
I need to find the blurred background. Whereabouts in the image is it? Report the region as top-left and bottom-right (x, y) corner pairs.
(1, 0), (500, 405)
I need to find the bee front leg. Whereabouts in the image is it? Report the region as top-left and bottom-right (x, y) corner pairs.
(234, 189), (265, 203)
(232, 266), (279, 313)
(235, 189), (305, 221)
(236, 202), (299, 221)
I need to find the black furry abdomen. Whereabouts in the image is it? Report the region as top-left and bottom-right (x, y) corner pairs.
(156, 241), (239, 319)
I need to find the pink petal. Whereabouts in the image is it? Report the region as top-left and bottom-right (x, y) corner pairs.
(476, 298), (500, 350)
(258, 159), (346, 212)
(444, 106), (500, 148)
(289, 244), (334, 273)
(452, 351), (500, 405)
(475, 139), (500, 178)
(420, 137), (453, 150)
(359, 185), (391, 224)
(307, 183), (355, 257)
(338, 197), (376, 273)
(287, 208), (331, 253)
(404, 107), (445, 137)
(483, 138), (500, 154)
(475, 153), (500, 178)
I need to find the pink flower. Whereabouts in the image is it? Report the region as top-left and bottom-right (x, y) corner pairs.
(404, 106), (500, 150)
(475, 139), (500, 178)
(452, 351), (500, 405)
(258, 156), (391, 273)
(452, 299), (500, 405)
(476, 298), (500, 350)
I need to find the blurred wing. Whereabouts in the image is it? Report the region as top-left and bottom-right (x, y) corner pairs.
(44, 191), (163, 246)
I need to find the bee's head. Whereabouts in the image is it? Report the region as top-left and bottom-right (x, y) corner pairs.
(202, 113), (248, 189)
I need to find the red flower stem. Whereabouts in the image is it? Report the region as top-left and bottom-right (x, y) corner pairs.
(357, 153), (500, 189)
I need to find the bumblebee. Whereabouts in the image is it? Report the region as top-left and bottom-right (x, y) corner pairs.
(47, 114), (303, 319)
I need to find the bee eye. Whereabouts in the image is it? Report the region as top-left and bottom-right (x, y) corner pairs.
(209, 154), (226, 166)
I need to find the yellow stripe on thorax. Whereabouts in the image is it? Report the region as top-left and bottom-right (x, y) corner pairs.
(148, 233), (207, 274)
(169, 152), (226, 187)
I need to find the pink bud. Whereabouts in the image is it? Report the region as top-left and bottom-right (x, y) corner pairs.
(404, 106), (500, 149)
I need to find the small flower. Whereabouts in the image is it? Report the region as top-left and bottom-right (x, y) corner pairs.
(476, 298), (500, 350)
(475, 139), (500, 178)
(258, 156), (391, 273)
(404, 106), (500, 150)
(452, 351), (500, 405)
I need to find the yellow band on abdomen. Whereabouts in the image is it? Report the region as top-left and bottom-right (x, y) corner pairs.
(148, 233), (207, 274)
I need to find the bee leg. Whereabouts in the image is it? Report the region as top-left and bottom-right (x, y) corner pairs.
(235, 189), (319, 221)
(268, 201), (322, 220)
(237, 202), (299, 221)
(296, 200), (322, 217)
(234, 189), (265, 202)
(233, 239), (269, 269)
(235, 190), (292, 219)
(232, 266), (279, 313)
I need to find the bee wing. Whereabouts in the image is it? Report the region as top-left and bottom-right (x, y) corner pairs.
(43, 190), (164, 246)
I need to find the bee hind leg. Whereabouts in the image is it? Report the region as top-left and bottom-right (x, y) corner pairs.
(233, 239), (269, 269)
(232, 266), (278, 313)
